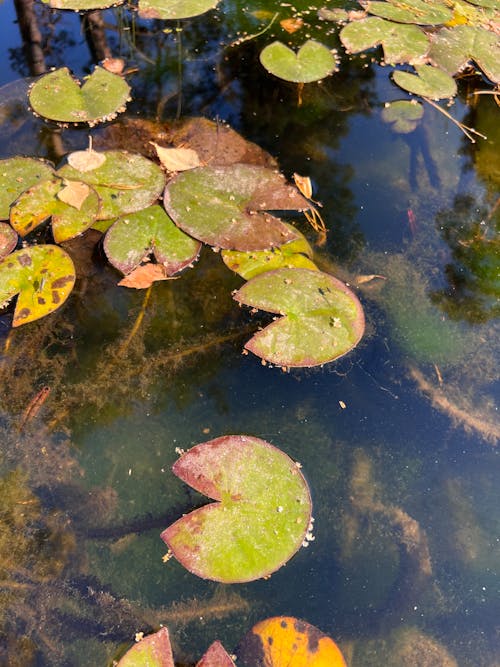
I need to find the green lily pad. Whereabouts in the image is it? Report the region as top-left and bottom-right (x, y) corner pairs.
(117, 627), (174, 667)
(0, 223), (17, 260)
(104, 205), (201, 276)
(259, 40), (338, 83)
(381, 100), (424, 133)
(164, 164), (308, 251)
(10, 177), (100, 242)
(222, 226), (317, 279)
(0, 157), (55, 220)
(161, 435), (312, 583)
(138, 0), (218, 19)
(365, 0), (452, 25)
(428, 26), (500, 84)
(0, 245), (75, 326)
(393, 64), (457, 99)
(340, 16), (430, 65)
(58, 151), (166, 220)
(233, 268), (365, 367)
(29, 66), (130, 125)
(41, 0), (124, 8)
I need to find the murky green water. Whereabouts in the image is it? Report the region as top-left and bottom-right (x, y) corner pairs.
(0, 3), (498, 666)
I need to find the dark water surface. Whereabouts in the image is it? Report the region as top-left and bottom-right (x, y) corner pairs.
(0, 3), (498, 666)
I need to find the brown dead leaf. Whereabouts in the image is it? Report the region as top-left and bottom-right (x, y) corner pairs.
(151, 142), (202, 172)
(67, 149), (106, 172)
(118, 263), (176, 289)
(354, 274), (387, 285)
(101, 57), (125, 75)
(57, 181), (91, 210)
(293, 172), (313, 199)
(280, 17), (304, 33)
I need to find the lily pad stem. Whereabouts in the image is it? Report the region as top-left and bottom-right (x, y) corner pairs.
(423, 97), (486, 143)
(117, 284), (152, 356)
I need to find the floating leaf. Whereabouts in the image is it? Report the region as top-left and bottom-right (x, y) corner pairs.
(161, 435), (312, 583)
(151, 142), (202, 172)
(237, 616), (347, 666)
(196, 641), (235, 666)
(57, 180), (91, 210)
(233, 268), (365, 367)
(365, 0), (452, 25)
(42, 0), (125, 8)
(280, 17), (304, 33)
(0, 223), (17, 260)
(164, 164), (308, 251)
(340, 16), (429, 65)
(428, 26), (500, 84)
(381, 100), (424, 133)
(67, 148), (106, 172)
(260, 40), (337, 83)
(10, 177), (100, 242)
(222, 226), (317, 279)
(58, 150), (166, 220)
(117, 627), (174, 667)
(393, 64), (457, 99)
(104, 205), (201, 276)
(138, 0), (218, 19)
(29, 66), (130, 125)
(118, 263), (175, 289)
(0, 245), (75, 326)
(0, 157), (54, 220)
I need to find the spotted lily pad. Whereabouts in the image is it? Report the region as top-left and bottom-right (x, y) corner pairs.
(365, 0), (452, 25)
(0, 157), (54, 220)
(138, 0), (218, 18)
(161, 435), (312, 583)
(164, 164), (308, 251)
(259, 40), (338, 83)
(237, 616), (347, 666)
(196, 641), (235, 666)
(103, 205), (201, 277)
(0, 245), (75, 326)
(428, 26), (500, 84)
(381, 100), (424, 133)
(0, 223), (17, 260)
(234, 268), (365, 367)
(117, 627), (174, 667)
(41, 0), (125, 7)
(29, 66), (130, 125)
(393, 64), (457, 99)
(222, 226), (317, 279)
(58, 151), (166, 220)
(10, 177), (100, 242)
(340, 16), (429, 64)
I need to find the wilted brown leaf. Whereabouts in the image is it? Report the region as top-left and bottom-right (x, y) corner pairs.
(67, 149), (106, 172)
(118, 263), (176, 288)
(151, 142), (202, 171)
(280, 17), (304, 33)
(57, 181), (91, 210)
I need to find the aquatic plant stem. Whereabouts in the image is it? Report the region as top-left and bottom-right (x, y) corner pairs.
(228, 12), (279, 47)
(117, 284), (152, 356)
(423, 97), (487, 143)
(176, 24), (183, 120)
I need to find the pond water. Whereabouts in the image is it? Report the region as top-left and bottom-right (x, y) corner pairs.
(0, 2), (498, 666)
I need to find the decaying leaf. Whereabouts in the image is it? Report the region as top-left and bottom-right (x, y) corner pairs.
(118, 263), (175, 288)
(67, 148), (106, 172)
(280, 17), (304, 33)
(151, 142), (202, 171)
(57, 180), (91, 210)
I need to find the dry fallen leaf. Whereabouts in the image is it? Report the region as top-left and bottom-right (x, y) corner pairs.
(151, 142), (202, 172)
(101, 57), (125, 75)
(280, 17), (304, 34)
(118, 263), (176, 289)
(293, 172), (313, 200)
(57, 180), (91, 210)
(353, 274), (387, 285)
(67, 149), (106, 172)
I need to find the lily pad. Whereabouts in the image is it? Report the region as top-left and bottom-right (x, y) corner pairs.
(365, 0), (452, 25)
(10, 177), (100, 242)
(222, 226), (318, 279)
(196, 641), (235, 666)
(381, 100), (424, 133)
(237, 616), (347, 666)
(58, 150), (166, 220)
(259, 40), (338, 83)
(161, 435), (312, 583)
(29, 66), (130, 125)
(340, 16), (429, 65)
(104, 205), (201, 276)
(392, 64), (457, 99)
(41, 0), (124, 8)
(164, 164), (308, 251)
(0, 223), (17, 260)
(428, 26), (500, 84)
(0, 245), (75, 326)
(117, 627), (174, 667)
(0, 157), (54, 220)
(233, 268), (365, 367)
(138, 0), (218, 19)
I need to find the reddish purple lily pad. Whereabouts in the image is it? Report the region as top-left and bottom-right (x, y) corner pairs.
(0, 223), (17, 260)
(196, 641), (235, 666)
(161, 435), (312, 583)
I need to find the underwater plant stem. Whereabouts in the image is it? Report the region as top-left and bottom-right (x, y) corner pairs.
(117, 285), (152, 356)
(423, 97), (487, 143)
(229, 12), (279, 47)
